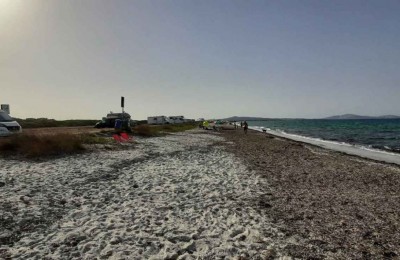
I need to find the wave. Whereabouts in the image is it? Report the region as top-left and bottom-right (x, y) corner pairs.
(251, 126), (400, 154)
(249, 126), (400, 165)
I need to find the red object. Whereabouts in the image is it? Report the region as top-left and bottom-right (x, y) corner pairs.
(113, 133), (132, 143)
(120, 133), (130, 141)
(113, 134), (122, 142)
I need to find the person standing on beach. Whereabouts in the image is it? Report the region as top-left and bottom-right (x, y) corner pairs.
(244, 121), (248, 134)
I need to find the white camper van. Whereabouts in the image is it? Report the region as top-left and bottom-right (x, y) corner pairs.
(0, 110), (22, 136)
(168, 116), (185, 124)
(147, 116), (169, 125)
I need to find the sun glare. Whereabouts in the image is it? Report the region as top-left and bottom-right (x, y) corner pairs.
(0, 0), (23, 17)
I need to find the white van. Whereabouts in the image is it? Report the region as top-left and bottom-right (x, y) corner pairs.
(147, 116), (169, 125)
(168, 116), (185, 124)
(0, 110), (22, 136)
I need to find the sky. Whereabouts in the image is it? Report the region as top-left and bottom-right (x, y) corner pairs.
(1, 0), (400, 120)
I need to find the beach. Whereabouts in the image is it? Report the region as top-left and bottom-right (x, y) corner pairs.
(1, 128), (399, 259)
(1, 130), (286, 259)
(220, 129), (400, 258)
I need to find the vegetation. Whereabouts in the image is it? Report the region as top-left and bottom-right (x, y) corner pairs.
(79, 133), (111, 144)
(14, 118), (98, 129)
(132, 122), (197, 137)
(0, 133), (109, 158)
(0, 122), (196, 157)
(158, 122), (198, 133)
(133, 120), (148, 125)
(132, 124), (159, 137)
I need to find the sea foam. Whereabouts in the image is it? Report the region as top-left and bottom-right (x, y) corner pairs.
(250, 126), (400, 165)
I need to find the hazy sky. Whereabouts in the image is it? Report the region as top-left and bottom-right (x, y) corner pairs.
(1, 0), (400, 120)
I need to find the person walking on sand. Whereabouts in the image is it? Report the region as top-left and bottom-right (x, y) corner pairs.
(244, 121), (248, 134)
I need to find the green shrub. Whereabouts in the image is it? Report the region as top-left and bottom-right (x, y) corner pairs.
(159, 122), (197, 132)
(132, 125), (160, 137)
(132, 122), (197, 137)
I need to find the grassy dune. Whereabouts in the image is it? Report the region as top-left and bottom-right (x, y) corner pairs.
(15, 118), (98, 129)
(132, 122), (198, 137)
(0, 133), (109, 158)
(0, 122), (197, 158)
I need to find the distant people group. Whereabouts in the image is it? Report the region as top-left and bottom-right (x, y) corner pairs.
(199, 120), (248, 134)
(243, 121), (248, 134)
(239, 121), (248, 134)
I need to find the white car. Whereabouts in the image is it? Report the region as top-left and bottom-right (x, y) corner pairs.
(0, 110), (22, 136)
(215, 121), (236, 130)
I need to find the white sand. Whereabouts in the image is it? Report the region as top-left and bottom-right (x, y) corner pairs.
(0, 131), (293, 259)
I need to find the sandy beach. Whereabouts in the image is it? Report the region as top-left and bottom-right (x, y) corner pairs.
(1, 130), (286, 259)
(1, 128), (399, 259)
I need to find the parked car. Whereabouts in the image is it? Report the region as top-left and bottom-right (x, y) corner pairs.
(202, 120), (235, 131)
(0, 110), (22, 136)
(216, 121), (235, 130)
(95, 112), (131, 128)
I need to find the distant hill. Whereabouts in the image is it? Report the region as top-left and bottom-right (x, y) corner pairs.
(324, 114), (400, 120)
(378, 115), (400, 119)
(222, 116), (270, 121)
(221, 115), (400, 121)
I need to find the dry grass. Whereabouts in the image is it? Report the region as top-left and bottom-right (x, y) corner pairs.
(132, 123), (197, 137)
(132, 125), (160, 137)
(15, 118), (98, 129)
(22, 126), (102, 136)
(79, 133), (110, 144)
(0, 123), (195, 157)
(158, 123), (198, 133)
(0, 133), (88, 158)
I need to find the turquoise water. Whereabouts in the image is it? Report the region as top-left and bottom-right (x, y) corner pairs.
(248, 119), (400, 153)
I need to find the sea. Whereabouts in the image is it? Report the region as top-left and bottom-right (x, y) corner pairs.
(248, 119), (400, 154)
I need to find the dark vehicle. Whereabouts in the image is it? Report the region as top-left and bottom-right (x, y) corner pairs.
(95, 112), (131, 128)
(0, 110), (22, 136)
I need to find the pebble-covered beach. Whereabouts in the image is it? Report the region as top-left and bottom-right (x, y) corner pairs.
(220, 128), (400, 259)
(1, 128), (399, 259)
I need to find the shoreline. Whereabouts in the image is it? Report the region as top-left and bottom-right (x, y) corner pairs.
(218, 128), (400, 258)
(1, 128), (399, 258)
(248, 126), (400, 166)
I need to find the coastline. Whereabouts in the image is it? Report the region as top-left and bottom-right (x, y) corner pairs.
(219, 128), (400, 258)
(1, 128), (399, 258)
(249, 126), (400, 166)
